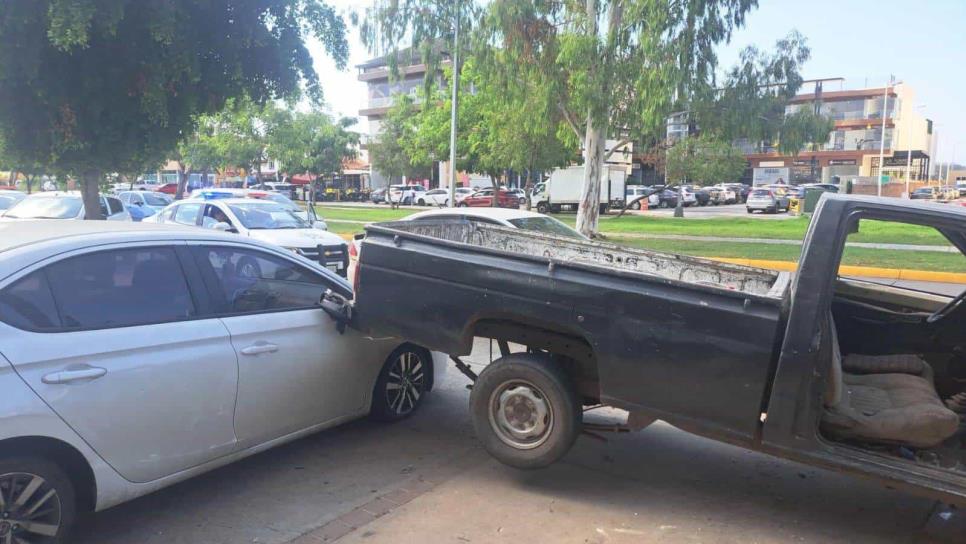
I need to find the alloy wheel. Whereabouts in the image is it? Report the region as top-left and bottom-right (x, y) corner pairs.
(385, 351), (426, 417)
(0, 472), (62, 544)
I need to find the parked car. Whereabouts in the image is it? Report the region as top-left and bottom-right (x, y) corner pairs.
(624, 186), (652, 209)
(0, 189), (26, 211)
(746, 187), (790, 214)
(956, 180), (966, 197)
(710, 184), (739, 204)
(454, 187), (476, 204)
(370, 187), (387, 204)
(647, 188), (679, 209)
(155, 183), (180, 195)
(350, 207), (586, 262)
(721, 183), (753, 203)
(1, 191), (131, 221)
(0, 221), (445, 542)
(151, 198), (347, 276)
(910, 186), (941, 200)
(939, 186), (960, 201)
(422, 188), (451, 207)
(458, 188), (520, 208)
(666, 185), (697, 207)
(117, 190), (173, 222)
(387, 184), (427, 205)
(354, 194), (966, 508)
(801, 183), (840, 193)
(685, 186), (711, 206)
(704, 186), (728, 205)
(505, 188), (527, 205)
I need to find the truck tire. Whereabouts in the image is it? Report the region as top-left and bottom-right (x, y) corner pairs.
(0, 457), (77, 544)
(470, 353), (581, 469)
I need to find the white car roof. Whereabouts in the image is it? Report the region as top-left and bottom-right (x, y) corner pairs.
(404, 207), (549, 222)
(22, 191), (82, 198)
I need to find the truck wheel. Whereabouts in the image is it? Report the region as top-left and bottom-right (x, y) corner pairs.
(470, 354), (581, 469)
(371, 345), (431, 422)
(0, 457), (76, 544)
(535, 202), (549, 214)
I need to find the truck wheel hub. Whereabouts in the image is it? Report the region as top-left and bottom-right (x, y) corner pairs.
(491, 382), (553, 449)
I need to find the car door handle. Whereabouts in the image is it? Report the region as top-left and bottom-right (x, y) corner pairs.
(240, 342), (279, 356)
(42, 366), (107, 384)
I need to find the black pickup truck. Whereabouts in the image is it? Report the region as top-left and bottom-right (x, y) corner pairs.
(353, 194), (966, 505)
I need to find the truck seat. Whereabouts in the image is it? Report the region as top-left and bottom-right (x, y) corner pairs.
(821, 316), (960, 449)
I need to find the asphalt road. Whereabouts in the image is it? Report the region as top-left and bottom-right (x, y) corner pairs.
(72, 339), (965, 544)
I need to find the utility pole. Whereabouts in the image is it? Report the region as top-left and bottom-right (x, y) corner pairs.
(447, 2), (460, 208)
(876, 77), (893, 197)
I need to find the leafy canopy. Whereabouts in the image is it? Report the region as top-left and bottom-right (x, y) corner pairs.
(0, 0), (348, 179)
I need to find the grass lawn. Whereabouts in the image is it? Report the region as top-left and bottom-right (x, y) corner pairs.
(611, 237), (965, 273)
(314, 204), (950, 246)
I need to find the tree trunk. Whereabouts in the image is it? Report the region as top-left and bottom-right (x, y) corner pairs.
(24, 175), (34, 194)
(175, 162), (188, 200)
(577, 124), (606, 236)
(7, 171), (16, 185)
(80, 171), (104, 220)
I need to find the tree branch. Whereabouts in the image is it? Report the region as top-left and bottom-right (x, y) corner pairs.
(558, 103), (583, 141)
(604, 137), (633, 160)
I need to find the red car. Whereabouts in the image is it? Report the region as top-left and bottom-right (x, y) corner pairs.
(155, 183), (179, 195)
(458, 188), (519, 208)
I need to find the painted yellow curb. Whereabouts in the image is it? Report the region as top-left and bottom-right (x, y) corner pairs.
(711, 257), (966, 284)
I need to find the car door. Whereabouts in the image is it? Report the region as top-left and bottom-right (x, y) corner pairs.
(0, 244), (239, 483)
(189, 243), (374, 447)
(169, 201), (203, 226)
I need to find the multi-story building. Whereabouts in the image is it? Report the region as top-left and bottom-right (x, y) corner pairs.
(742, 81), (933, 186)
(357, 48), (449, 189)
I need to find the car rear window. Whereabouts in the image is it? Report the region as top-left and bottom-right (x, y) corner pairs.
(751, 190), (771, 197)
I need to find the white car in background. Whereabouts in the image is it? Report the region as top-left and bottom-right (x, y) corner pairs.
(454, 187), (475, 203)
(0, 189), (26, 212)
(422, 188), (451, 207)
(0, 221), (444, 542)
(1, 191), (130, 221)
(350, 207), (585, 261)
(188, 188), (319, 224)
(152, 197), (348, 276)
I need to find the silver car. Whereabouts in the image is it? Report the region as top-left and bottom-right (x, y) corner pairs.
(0, 221), (444, 542)
(746, 187), (790, 214)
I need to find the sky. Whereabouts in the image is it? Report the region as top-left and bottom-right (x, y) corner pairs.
(307, 0), (966, 166)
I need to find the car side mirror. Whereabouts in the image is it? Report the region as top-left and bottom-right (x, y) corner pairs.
(312, 221), (328, 231)
(319, 289), (350, 334)
(212, 221), (234, 232)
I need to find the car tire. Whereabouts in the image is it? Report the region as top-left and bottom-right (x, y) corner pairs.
(470, 353), (581, 470)
(535, 202), (549, 214)
(630, 201), (641, 210)
(0, 457), (77, 544)
(417, 199), (426, 206)
(458, 202), (468, 208)
(658, 201), (668, 209)
(371, 345), (432, 422)
(746, 207), (753, 213)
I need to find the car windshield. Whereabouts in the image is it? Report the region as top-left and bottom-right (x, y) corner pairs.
(4, 196), (81, 218)
(143, 193), (171, 206)
(507, 216), (584, 239)
(262, 193), (297, 208)
(0, 195), (22, 210)
(227, 202), (308, 229)
(751, 189), (771, 197)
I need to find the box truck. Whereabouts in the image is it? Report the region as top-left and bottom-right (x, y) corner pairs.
(532, 165), (626, 214)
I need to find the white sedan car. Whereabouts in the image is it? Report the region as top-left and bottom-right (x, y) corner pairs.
(350, 207), (585, 261)
(0, 221), (444, 542)
(422, 188), (451, 207)
(1, 191), (130, 221)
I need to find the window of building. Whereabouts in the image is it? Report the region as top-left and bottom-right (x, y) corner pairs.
(192, 246), (327, 314)
(44, 248), (196, 330)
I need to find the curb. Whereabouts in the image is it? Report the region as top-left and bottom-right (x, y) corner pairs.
(711, 257), (966, 284)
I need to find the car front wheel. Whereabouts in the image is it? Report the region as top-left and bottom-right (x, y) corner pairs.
(371, 345), (431, 421)
(0, 458), (76, 544)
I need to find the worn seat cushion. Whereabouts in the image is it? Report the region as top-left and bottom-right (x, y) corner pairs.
(842, 353), (929, 377)
(822, 371), (960, 448)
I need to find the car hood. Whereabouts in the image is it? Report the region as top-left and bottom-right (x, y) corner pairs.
(247, 228), (345, 248)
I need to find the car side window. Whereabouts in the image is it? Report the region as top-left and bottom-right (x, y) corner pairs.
(108, 197), (124, 215)
(0, 270), (61, 330)
(191, 246), (327, 314)
(118, 193), (131, 204)
(43, 248), (196, 330)
(99, 198), (110, 217)
(173, 203), (202, 225)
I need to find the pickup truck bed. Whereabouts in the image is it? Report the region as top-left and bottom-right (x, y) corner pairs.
(355, 219), (791, 443)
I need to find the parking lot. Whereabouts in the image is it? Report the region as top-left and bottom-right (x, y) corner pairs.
(70, 339), (965, 544)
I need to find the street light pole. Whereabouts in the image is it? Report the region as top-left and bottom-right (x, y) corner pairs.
(876, 77), (893, 197)
(447, 3), (460, 208)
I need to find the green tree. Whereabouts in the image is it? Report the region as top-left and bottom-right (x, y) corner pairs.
(367, 0), (815, 237)
(368, 96), (433, 184)
(665, 135), (746, 186)
(0, 0), (348, 218)
(269, 109), (359, 197)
